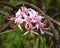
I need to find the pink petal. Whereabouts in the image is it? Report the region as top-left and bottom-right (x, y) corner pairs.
(40, 28), (44, 34)
(16, 9), (21, 17)
(17, 25), (22, 31)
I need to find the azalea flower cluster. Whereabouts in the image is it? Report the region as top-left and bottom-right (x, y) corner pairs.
(8, 6), (48, 35)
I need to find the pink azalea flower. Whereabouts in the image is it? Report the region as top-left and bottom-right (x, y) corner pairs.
(8, 6), (48, 35)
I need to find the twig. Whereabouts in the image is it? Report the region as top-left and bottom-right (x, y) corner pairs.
(0, 28), (17, 35)
(16, 1), (42, 12)
(44, 31), (54, 37)
(0, 11), (10, 17)
(0, 11), (12, 32)
(47, 7), (58, 11)
(0, 2), (17, 10)
(0, 21), (12, 32)
(45, 16), (59, 48)
(52, 12), (60, 18)
(47, 16), (60, 26)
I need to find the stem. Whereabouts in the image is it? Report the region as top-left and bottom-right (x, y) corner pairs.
(37, 37), (40, 48)
(37, 29), (41, 48)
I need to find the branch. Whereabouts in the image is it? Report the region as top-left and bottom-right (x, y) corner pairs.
(45, 16), (59, 48)
(0, 28), (17, 35)
(0, 21), (12, 32)
(0, 11), (10, 16)
(52, 12), (60, 18)
(16, 1), (42, 12)
(0, 2), (17, 10)
(0, 11), (13, 32)
(47, 7), (58, 11)
(47, 16), (60, 26)
(44, 31), (54, 37)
